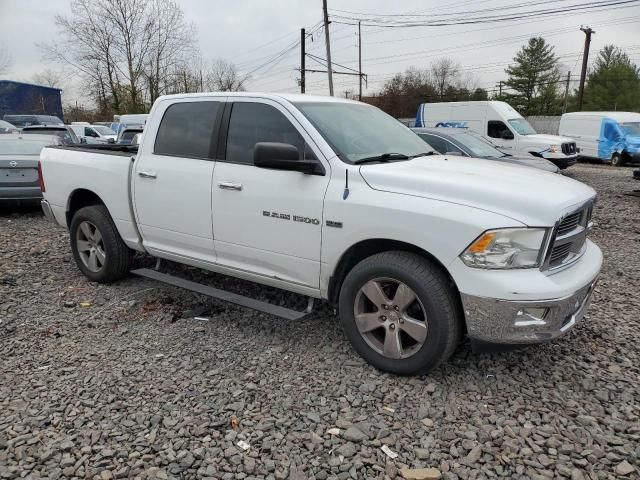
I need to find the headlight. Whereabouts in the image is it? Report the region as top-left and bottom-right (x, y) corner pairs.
(548, 145), (560, 153)
(461, 228), (548, 269)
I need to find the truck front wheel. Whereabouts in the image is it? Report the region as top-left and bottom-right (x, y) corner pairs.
(338, 251), (462, 376)
(70, 205), (133, 283)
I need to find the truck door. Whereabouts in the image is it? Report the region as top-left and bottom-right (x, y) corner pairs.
(487, 120), (515, 152)
(133, 98), (224, 264)
(211, 99), (330, 288)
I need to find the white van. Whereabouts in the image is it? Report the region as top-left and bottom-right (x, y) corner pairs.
(559, 111), (640, 166)
(415, 101), (578, 169)
(69, 124), (117, 144)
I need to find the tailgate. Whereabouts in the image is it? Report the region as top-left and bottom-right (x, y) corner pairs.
(0, 156), (39, 188)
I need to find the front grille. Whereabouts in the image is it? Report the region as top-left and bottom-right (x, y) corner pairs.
(562, 142), (577, 155)
(544, 201), (593, 270)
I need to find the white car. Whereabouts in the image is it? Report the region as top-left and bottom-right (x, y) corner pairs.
(415, 100), (578, 169)
(39, 93), (602, 375)
(68, 124), (117, 144)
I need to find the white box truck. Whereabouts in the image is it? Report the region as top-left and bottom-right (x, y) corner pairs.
(415, 101), (578, 169)
(559, 111), (640, 166)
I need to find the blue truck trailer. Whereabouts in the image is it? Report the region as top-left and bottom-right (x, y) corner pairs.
(0, 80), (64, 123)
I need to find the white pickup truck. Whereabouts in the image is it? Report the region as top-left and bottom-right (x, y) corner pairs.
(40, 93), (602, 375)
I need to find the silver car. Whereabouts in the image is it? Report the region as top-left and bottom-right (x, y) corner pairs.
(0, 134), (61, 201)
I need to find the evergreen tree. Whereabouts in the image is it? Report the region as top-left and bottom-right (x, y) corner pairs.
(583, 45), (640, 111)
(504, 37), (560, 115)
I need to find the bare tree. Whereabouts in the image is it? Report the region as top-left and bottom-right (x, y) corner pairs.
(431, 58), (460, 98)
(206, 59), (248, 92)
(0, 43), (12, 75)
(32, 69), (66, 88)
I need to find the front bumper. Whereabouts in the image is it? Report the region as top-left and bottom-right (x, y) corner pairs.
(542, 153), (577, 169)
(454, 240), (602, 347)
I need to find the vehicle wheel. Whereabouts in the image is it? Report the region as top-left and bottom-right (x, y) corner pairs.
(338, 251), (462, 376)
(611, 152), (624, 167)
(70, 205), (133, 283)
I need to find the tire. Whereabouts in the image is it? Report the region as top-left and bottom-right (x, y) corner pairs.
(611, 152), (624, 167)
(338, 251), (462, 376)
(70, 205), (133, 283)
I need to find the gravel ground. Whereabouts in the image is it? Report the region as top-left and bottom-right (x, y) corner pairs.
(1, 164), (639, 480)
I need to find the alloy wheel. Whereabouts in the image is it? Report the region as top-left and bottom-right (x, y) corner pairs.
(76, 221), (106, 272)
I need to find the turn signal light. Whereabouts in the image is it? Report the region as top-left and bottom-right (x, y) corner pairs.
(467, 232), (496, 253)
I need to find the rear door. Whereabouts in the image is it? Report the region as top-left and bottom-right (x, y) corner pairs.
(133, 97), (225, 264)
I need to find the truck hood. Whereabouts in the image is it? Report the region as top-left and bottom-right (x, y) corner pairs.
(359, 155), (595, 226)
(522, 133), (575, 146)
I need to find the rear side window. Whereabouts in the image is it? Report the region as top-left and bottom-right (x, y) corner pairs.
(488, 120), (508, 139)
(154, 102), (220, 158)
(225, 102), (306, 165)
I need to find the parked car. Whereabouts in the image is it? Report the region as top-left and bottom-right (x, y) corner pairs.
(2, 114), (64, 127)
(0, 119), (18, 134)
(117, 126), (143, 145)
(0, 134), (60, 201)
(21, 125), (81, 145)
(40, 93), (602, 376)
(412, 127), (560, 173)
(415, 101), (578, 169)
(69, 124), (117, 144)
(559, 111), (640, 166)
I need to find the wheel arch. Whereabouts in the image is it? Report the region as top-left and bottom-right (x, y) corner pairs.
(327, 239), (463, 314)
(65, 189), (106, 227)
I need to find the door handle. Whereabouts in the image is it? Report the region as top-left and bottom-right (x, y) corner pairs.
(218, 181), (242, 191)
(138, 171), (157, 179)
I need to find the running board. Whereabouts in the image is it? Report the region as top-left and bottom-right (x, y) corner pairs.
(131, 268), (311, 321)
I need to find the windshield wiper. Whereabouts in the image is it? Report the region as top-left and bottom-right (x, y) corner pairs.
(354, 153), (409, 164)
(407, 151), (436, 158)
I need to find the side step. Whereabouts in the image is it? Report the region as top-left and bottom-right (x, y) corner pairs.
(131, 268), (311, 321)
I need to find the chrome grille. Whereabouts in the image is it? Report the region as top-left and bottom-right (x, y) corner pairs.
(544, 201), (594, 270)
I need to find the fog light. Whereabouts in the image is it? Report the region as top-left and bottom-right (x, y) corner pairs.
(514, 307), (549, 327)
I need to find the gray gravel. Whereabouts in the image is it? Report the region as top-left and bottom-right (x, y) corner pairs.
(1, 163), (639, 480)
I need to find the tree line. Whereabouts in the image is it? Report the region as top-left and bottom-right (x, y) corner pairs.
(366, 38), (640, 118)
(41, 0), (247, 120)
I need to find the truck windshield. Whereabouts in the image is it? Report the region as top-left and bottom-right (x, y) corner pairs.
(294, 102), (430, 163)
(508, 118), (537, 136)
(620, 122), (640, 136)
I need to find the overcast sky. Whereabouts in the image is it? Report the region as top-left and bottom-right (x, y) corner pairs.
(1, 0), (639, 106)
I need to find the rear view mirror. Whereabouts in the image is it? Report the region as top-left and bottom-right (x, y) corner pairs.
(254, 142), (324, 175)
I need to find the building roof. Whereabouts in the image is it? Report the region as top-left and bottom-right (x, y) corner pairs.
(0, 80), (62, 91)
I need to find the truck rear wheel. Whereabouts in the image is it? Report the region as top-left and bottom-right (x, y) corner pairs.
(338, 251), (461, 376)
(70, 205), (133, 283)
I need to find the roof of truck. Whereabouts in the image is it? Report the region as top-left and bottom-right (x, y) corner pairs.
(562, 111), (640, 121)
(156, 92), (361, 104)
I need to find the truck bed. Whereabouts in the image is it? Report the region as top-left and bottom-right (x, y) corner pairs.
(40, 145), (141, 250)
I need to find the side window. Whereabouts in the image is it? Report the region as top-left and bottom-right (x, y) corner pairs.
(84, 127), (94, 136)
(488, 120), (509, 139)
(154, 101), (220, 158)
(420, 134), (449, 154)
(602, 120), (620, 140)
(225, 102), (313, 165)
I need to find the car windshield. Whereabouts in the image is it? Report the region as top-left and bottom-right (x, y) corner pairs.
(0, 139), (53, 155)
(453, 131), (506, 157)
(508, 118), (537, 135)
(620, 122), (640, 136)
(93, 126), (116, 135)
(294, 102), (430, 163)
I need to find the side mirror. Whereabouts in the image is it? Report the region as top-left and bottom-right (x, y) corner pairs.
(107, 138), (115, 144)
(254, 142), (323, 175)
(501, 130), (514, 140)
(80, 137), (87, 144)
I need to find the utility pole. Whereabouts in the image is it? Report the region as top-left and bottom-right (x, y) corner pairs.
(498, 81), (503, 98)
(322, 0), (334, 96)
(358, 21), (362, 101)
(563, 71), (571, 113)
(300, 28), (306, 94)
(577, 26), (594, 111)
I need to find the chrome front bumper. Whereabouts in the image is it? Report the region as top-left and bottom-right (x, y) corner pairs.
(461, 277), (597, 346)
